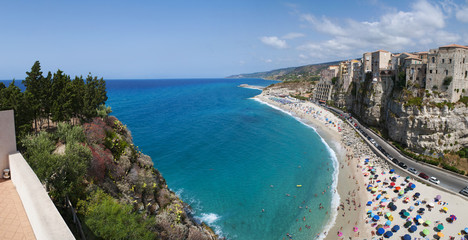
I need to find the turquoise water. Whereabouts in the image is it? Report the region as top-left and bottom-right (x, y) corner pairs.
(106, 79), (338, 239)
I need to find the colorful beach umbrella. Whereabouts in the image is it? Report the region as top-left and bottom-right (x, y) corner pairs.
(384, 231), (393, 238)
(410, 183), (416, 189)
(428, 202), (435, 207)
(385, 220), (391, 226)
(353, 227), (358, 232)
(464, 227), (468, 233)
(337, 231), (343, 237)
(403, 211), (410, 217)
(399, 190), (405, 195)
(403, 234), (411, 240)
(392, 225), (400, 232)
(409, 225), (417, 232)
(424, 220), (431, 226)
(415, 215), (421, 220)
(377, 194), (381, 200)
(437, 224), (444, 230)
(373, 215), (380, 221)
(435, 195), (441, 200)
(386, 212), (392, 217)
(414, 192), (420, 197)
(377, 228), (385, 235)
(437, 232), (444, 237)
(390, 205), (397, 211)
(442, 207), (448, 212)
(418, 218), (424, 224)
(389, 169), (394, 173)
(390, 182), (396, 187)
(449, 215), (457, 221)
(404, 221), (412, 228)
(422, 228), (430, 236)
(367, 201), (372, 206)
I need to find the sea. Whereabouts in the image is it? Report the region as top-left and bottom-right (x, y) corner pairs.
(2, 78), (338, 240)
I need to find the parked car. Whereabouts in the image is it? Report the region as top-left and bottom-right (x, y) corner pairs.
(398, 162), (408, 169)
(429, 177), (440, 184)
(392, 158), (399, 164)
(408, 167), (418, 174)
(460, 187), (468, 197)
(418, 172), (429, 180)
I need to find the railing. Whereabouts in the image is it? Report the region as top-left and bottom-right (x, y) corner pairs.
(66, 197), (86, 240)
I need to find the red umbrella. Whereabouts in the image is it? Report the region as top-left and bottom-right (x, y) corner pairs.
(390, 182), (396, 187)
(450, 215), (457, 221)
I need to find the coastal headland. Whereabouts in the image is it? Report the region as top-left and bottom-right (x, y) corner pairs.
(245, 82), (468, 240)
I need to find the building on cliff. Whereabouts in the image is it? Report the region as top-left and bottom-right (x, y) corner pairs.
(371, 50), (392, 82)
(313, 65), (338, 102)
(425, 44), (468, 102)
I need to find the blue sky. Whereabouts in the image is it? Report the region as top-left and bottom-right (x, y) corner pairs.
(1, 0), (467, 79)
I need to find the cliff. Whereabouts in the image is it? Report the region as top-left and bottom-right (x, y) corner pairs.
(347, 76), (468, 154)
(82, 116), (217, 240)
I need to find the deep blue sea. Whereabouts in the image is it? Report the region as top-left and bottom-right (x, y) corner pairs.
(2, 78), (337, 240)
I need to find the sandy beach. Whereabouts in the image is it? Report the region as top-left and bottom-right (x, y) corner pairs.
(250, 84), (468, 240)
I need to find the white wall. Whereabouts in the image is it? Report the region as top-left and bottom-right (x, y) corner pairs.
(0, 110), (17, 171)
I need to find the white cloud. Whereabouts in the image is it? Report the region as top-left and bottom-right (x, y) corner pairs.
(299, 54), (308, 59)
(456, 2), (468, 22)
(265, 59), (273, 63)
(282, 32), (305, 39)
(297, 0), (459, 60)
(260, 36), (288, 49)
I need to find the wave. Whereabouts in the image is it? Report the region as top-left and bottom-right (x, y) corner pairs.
(251, 96), (341, 240)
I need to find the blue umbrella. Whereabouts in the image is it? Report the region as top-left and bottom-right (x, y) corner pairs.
(415, 215), (422, 220)
(403, 234), (411, 240)
(414, 192), (420, 197)
(385, 220), (392, 226)
(377, 228), (385, 235)
(390, 205), (397, 211)
(377, 194), (381, 200)
(367, 201), (372, 206)
(392, 225), (400, 232)
(409, 225), (417, 232)
(464, 227), (468, 233)
(373, 215), (380, 221)
(390, 169), (394, 173)
(384, 231), (393, 238)
(410, 184), (416, 189)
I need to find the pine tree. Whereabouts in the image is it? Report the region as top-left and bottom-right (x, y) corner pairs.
(22, 61), (43, 131)
(51, 70), (73, 122)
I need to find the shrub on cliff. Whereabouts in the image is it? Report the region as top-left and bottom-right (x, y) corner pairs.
(78, 189), (155, 240)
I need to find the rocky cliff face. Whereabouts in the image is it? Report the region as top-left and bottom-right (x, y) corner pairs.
(83, 116), (217, 240)
(347, 77), (468, 153)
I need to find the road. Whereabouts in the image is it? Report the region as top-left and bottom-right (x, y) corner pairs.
(326, 105), (468, 196)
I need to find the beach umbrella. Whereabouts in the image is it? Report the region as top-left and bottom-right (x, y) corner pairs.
(424, 220), (431, 226)
(409, 225), (417, 232)
(389, 169), (394, 173)
(403, 211), (410, 217)
(386, 212), (392, 218)
(403, 234), (411, 240)
(414, 192), (420, 197)
(404, 221), (412, 228)
(384, 231), (393, 238)
(373, 215), (380, 221)
(377, 194), (381, 200)
(399, 190), (405, 195)
(449, 214), (457, 221)
(377, 228), (385, 235)
(367, 201), (372, 206)
(390, 205), (397, 211)
(392, 225), (400, 232)
(337, 231), (343, 237)
(371, 188), (377, 192)
(353, 227), (358, 232)
(464, 227), (468, 233)
(410, 183), (416, 189)
(409, 206), (415, 211)
(418, 208), (425, 213)
(435, 195), (441, 201)
(442, 207), (448, 212)
(395, 186), (401, 191)
(380, 202), (387, 207)
(428, 202), (435, 207)
(437, 224), (444, 231)
(405, 176), (410, 181)
(415, 215), (421, 220)
(392, 197), (398, 202)
(422, 228), (430, 236)
(418, 218), (424, 224)
(390, 182), (396, 187)
(388, 215), (393, 221)
(437, 232), (444, 237)
(385, 220), (391, 226)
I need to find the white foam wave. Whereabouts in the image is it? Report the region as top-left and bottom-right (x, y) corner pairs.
(251, 96), (340, 240)
(199, 213), (220, 225)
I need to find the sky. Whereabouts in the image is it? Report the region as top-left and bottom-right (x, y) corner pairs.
(1, 0), (468, 79)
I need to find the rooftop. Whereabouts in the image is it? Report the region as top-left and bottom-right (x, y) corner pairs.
(0, 179), (35, 240)
(439, 44), (468, 49)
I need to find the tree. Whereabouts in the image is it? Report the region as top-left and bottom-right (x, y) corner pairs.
(40, 71), (53, 127)
(23, 61), (43, 131)
(51, 70), (73, 122)
(70, 76), (85, 124)
(82, 74), (108, 119)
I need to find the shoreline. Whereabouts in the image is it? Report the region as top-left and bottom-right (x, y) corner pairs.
(248, 84), (468, 240)
(251, 89), (369, 239)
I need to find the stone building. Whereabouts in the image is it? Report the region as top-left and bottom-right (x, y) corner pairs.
(371, 50), (392, 82)
(361, 52), (372, 82)
(313, 83), (333, 102)
(425, 44), (468, 102)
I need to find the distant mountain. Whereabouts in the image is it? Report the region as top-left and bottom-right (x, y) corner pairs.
(227, 60), (342, 81)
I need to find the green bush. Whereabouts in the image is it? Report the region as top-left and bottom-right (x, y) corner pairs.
(104, 131), (128, 161)
(96, 104), (112, 118)
(79, 189), (155, 240)
(55, 122), (85, 143)
(405, 97), (423, 107)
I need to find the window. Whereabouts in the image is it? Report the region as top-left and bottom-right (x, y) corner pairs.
(464, 58), (466, 63)
(445, 70), (448, 76)
(449, 59), (452, 64)
(466, 71), (467, 78)
(442, 59), (445, 63)
(430, 70), (433, 74)
(432, 57), (435, 63)
(436, 70), (438, 74)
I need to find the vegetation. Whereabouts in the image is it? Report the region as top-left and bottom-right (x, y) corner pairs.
(443, 76), (453, 86)
(290, 94), (309, 101)
(331, 77), (337, 85)
(404, 97), (423, 107)
(0, 61), (107, 141)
